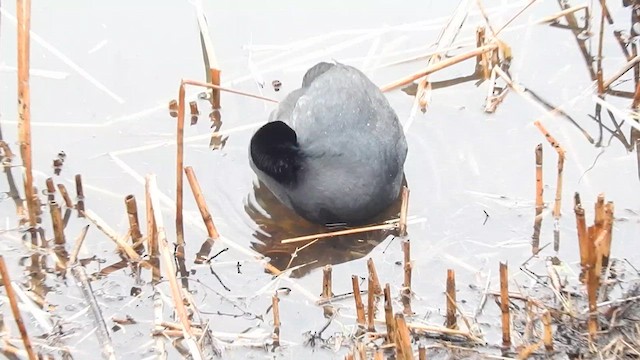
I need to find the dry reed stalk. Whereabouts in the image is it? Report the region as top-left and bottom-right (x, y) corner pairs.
(367, 276), (376, 332)
(408, 323), (482, 342)
(281, 222), (397, 244)
(182, 79), (278, 103)
(536, 4), (588, 24)
(74, 174), (85, 217)
(518, 342), (542, 359)
(399, 186), (410, 237)
(542, 309), (553, 351)
(148, 174), (203, 358)
(124, 195), (144, 254)
(0, 256), (37, 360)
(574, 193), (588, 281)
(632, 80), (640, 108)
(602, 202), (614, 268)
(586, 226), (599, 339)
(401, 239), (413, 315)
(532, 143), (543, 254)
(189, 101), (199, 117)
(321, 265), (333, 300)
(184, 166), (220, 240)
(17, 0), (37, 229)
(49, 201), (65, 247)
(418, 344), (426, 360)
(446, 269), (457, 329)
(367, 258), (382, 296)
(499, 262), (511, 348)
(596, 1), (606, 94)
(195, 3), (221, 108)
(352, 275), (366, 327)
(176, 84), (186, 252)
(476, 26), (487, 78)
(384, 284), (396, 344)
(56, 184), (73, 208)
(83, 209), (141, 262)
(380, 43), (499, 92)
(68, 225), (89, 265)
(603, 54), (640, 89)
(144, 176), (160, 283)
(0, 140), (13, 159)
(45, 178), (55, 202)
(593, 194), (606, 274)
(395, 313), (414, 360)
(272, 294), (281, 347)
(534, 121), (565, 250)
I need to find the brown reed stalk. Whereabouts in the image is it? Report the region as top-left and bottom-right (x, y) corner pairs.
(602, 202), (614, 268)
(83, 209), (141, 262)
(148, 174), (203, 357)
(125, 195), (144, 254)
(50, 201), (65, 247)
(542, 309), (553, 351)
(281, 221), (397, 244)
(536, 4), (588, 24)
(384, 284), (396, 344)
(68, 225), (89, 265)
(184, 166), (220, 240)
(367, 276), (376, 332)
(272, 294), (281, 347)
(381, 43), (499, 92)
(45, 178), (56, 202)
(632, 79), (640, 108)
(145, 175), (160, 283)
(322, 265), (333, 300)
(17, 0), (37, 229)
(74, 174), (85, 217)
(176, 84), (186, 251)
(395, 313), (414, 360)
(476, 27), (487, 78)
(418, 344), (426, 360)
(586, 226), (599, 339)
(401, 239), (413, 315)
(56, 184), (72, 208)
(574, 193), (588, 281)
(532, 143), (543, 253)
(499, 262), (511, 348)
(603, 54), (640, 89)
(188, 101), (199, 117)
(352, 275), (365, 327)
(399, 186), (410, 237)
(0, 256), (37, 360)
(446, 269), (457, 329)
(596, 1), (606, 94)
(534, 121), (565, 251)
(367, 258), (382, 296)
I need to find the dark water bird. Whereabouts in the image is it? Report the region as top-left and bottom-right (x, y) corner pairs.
(249, 62), (407, 225)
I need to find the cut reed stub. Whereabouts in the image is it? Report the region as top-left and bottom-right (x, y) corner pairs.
(272, 294), (281, 348)
(352, 275), (365, 328)
(74, 174), (85, 218)
(384, 284), (396, 345)
(446, 269), (457, 329)
(499, 262), (511, 349)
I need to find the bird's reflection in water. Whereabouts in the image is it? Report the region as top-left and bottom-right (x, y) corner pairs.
(245, 181), (403, 278)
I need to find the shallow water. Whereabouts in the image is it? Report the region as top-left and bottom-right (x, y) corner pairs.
(1, 0), (639, 358)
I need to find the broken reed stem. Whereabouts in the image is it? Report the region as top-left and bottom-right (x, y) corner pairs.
(56, 184), (73, 208)
(593, 194), (606, 274)
(533, 121), (565, 250)
(532, 143), (543, 254)
(17, 0), (37, 229)
(542, 309), (553, 351)
(596, 0), (606, 94)
(399, 186), (410, 237)
(281, 221), (397, 244)
(446, 269), (457, 329)
(145, 176), (160, 283)
(272, 294), (281, 347)
(321, 265), (333, 300)
(367, 276), (376, 332)
(476, 27), (489, 78)
(0, 256), (37, 360)
(182, 79), (278, 103)
(367, 258), (382, 296)
(83, 209), (141, 262)
(402, 239), (411, 288)
(603, 54), (640, 90)
(195, 4), (221, 109)
(380, 43), (499, 92)
(45, 178), (55, 202)
(148, 174), (203, 358)
(602, 202), (614, 268)
(384, 284), (396, 344)
(68, 225), (89, 265)
(499, 262), (511, 348)
(50, 201), (65, 246)
(586, 226), (599, 339)
(537, 4), (588, 24)
(574, 193), (589, 280)
(74, 174), (85, 217)
(352, 275), (366, 327)
(418, 344), (426, 360)
(184, 166), (220, 240)
(124, 195), (144, 253)
(632, 79), (640, 108)
(395, 313), (414, 360)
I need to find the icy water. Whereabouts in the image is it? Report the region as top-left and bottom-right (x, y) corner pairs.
(0, 0), (639, 359)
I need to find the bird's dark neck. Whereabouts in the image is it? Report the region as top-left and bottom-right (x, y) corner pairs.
(250, 121), (301, 186)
